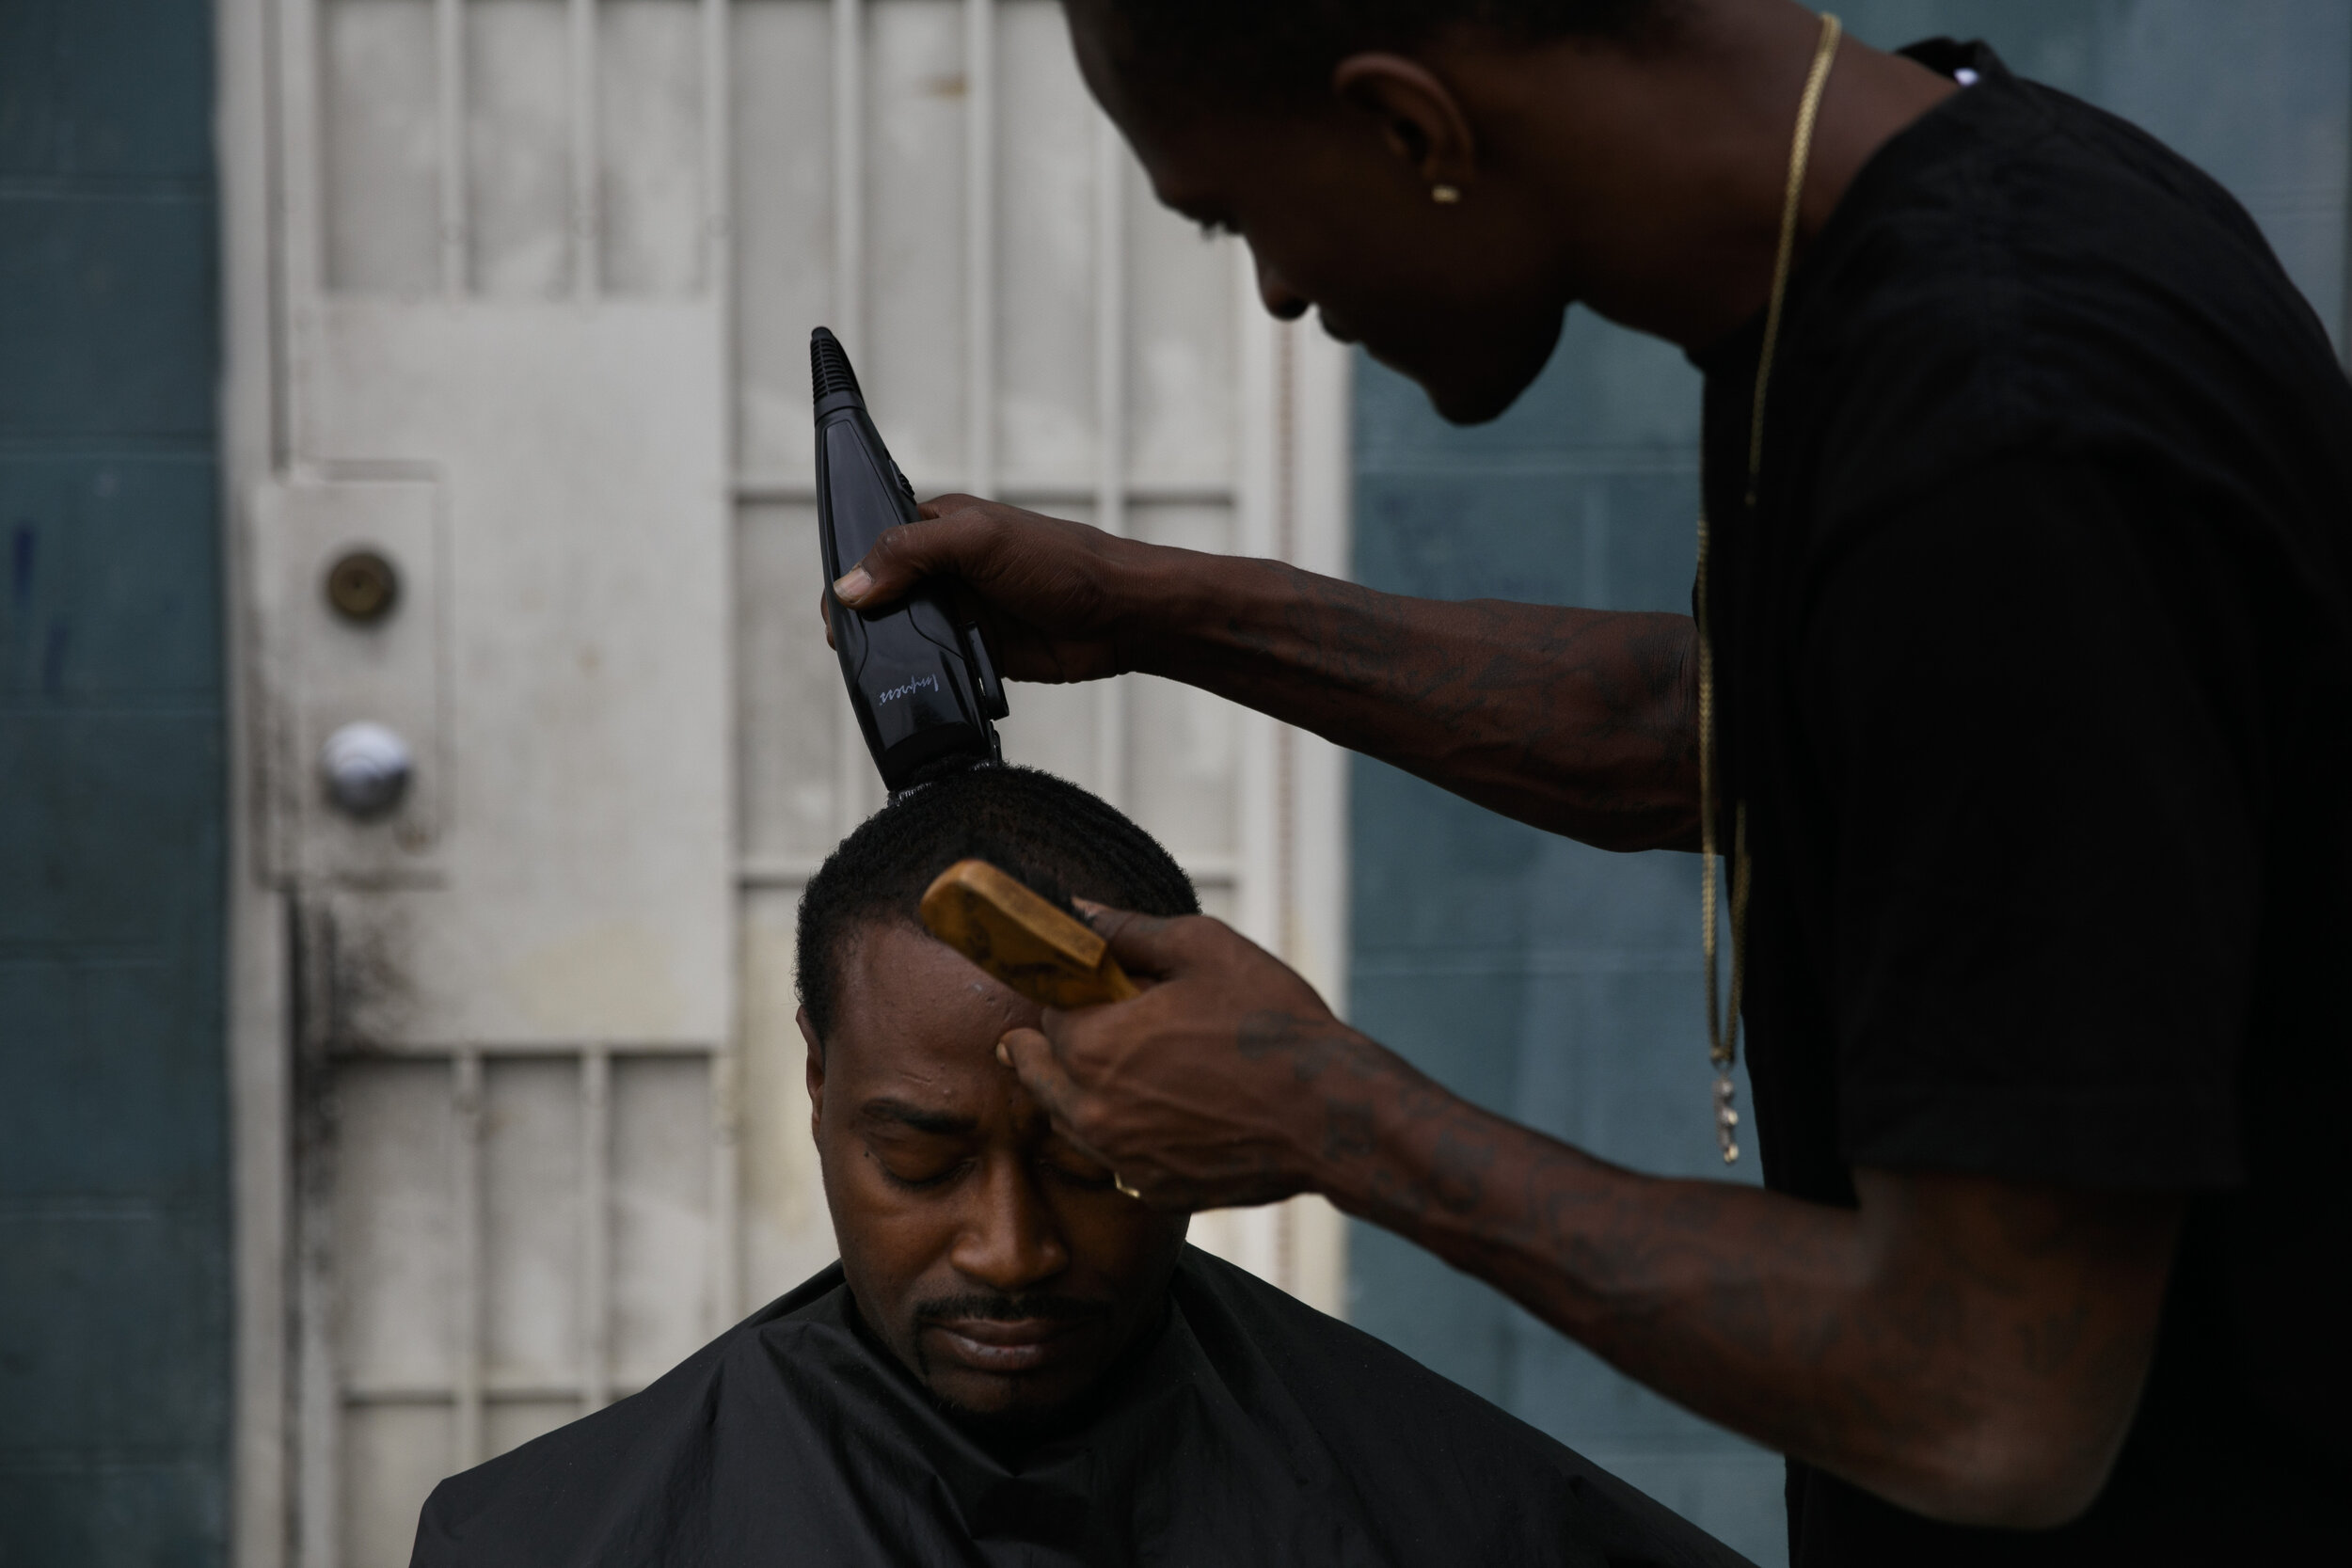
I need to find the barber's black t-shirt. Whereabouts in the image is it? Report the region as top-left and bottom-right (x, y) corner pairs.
(1693, 40), (2351, 1566)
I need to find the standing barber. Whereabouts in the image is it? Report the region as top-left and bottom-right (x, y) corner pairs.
(830, 2), (2350, 1560)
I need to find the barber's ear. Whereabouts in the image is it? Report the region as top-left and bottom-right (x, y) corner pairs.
(798, 1006), (827, 1136)
(1331, 53), (1478, 190)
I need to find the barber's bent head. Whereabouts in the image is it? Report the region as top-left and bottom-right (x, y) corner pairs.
(1061, 0), (1677, 423)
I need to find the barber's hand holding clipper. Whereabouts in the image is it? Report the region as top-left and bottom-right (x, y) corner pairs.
(830, 496), (1146, 686)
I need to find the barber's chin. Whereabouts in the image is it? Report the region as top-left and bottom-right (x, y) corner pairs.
(1428, 346), (1559, 425)
(1427, 379), (1523, 426)
(1371, 310), (1563, 427)
(1360, 344), (1524, 428)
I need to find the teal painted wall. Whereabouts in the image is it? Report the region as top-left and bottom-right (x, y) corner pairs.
(1345, 5), (2351, 1563)
(0, 2), (230, 1562)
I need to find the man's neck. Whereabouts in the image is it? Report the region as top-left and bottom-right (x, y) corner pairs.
(1440, 0), (1962, 351)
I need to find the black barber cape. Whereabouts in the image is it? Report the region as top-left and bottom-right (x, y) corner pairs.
(1700, 37), (2351, 1568)
(411, 1246), (1751, 1567)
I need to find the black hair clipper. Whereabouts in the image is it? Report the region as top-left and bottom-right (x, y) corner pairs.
(812, 326), (1007, 792)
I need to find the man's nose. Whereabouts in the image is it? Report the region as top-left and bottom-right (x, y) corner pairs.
(949, 1158), (1069, 1293)
(1255, 255), (1311, 322)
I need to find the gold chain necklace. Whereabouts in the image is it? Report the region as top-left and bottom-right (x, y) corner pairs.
(1697, 10), (1843, 1165)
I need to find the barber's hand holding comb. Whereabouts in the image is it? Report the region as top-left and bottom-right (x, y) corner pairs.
(996, 903), (1431, 1214)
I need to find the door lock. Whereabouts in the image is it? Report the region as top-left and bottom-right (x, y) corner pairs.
(321, 721), (413, 816)
(326, 548), (401, 623)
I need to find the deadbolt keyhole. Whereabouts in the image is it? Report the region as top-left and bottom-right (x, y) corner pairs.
(326, 548), (400, 623)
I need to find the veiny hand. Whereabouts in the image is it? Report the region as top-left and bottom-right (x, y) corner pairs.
(820, 495), (1171, 684)
(997, 904), (1405, 1211)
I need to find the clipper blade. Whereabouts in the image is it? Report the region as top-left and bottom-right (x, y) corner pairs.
(810, 325), (863, 406)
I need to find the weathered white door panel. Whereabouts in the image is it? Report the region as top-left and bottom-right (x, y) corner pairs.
(305, 301), (730, 1046)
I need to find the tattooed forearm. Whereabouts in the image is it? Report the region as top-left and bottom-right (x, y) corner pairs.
(1137, 556), (1702, 851)
(1321, 1099), (1378, 1163)
(1297, 1048), (2182, 1530)
(1234, 1007), (1392, 1083)
(1426, 1128), (1496, 1213)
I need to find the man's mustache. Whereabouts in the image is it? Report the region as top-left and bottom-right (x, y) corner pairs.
(914, 1292), (1109, 1323)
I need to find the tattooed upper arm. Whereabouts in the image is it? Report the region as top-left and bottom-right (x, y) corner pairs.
(1174, 561), (1704, 850)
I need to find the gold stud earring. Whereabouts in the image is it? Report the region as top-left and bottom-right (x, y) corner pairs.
(1431, 183), (1462, 204)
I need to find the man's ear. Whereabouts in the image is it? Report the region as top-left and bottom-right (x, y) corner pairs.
(1331, 53), (1479, 191)
(798, 1006), (826, 1140)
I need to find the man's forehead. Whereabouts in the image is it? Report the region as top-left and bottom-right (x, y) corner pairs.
(829, 920), (1041, 1076)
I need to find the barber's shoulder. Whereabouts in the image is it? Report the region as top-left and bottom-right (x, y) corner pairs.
(1814, 76), (2321, 419)
(1795, 150), (2332, 546)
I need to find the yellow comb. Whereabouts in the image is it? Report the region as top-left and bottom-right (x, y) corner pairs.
(918, 859), (1139, 1009)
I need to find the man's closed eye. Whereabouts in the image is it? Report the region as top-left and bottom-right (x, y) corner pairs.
(876, 1153), (971, 1191)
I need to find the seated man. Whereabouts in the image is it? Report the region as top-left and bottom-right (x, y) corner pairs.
(411, 765), (1749, 1567)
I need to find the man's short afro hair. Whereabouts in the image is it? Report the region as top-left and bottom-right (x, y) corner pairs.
(1077, 0), (1666, 105)
(795, 763), (1200, 1045)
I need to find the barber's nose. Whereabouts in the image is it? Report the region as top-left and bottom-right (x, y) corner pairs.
(950, 1158), (1069, 1293)
(1255, 256), (1310, 323)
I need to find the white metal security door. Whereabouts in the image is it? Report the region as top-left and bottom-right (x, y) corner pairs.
(220, 3), (1350, 1565)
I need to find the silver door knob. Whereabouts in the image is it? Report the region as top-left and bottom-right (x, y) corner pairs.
(321, 721), (413, 816)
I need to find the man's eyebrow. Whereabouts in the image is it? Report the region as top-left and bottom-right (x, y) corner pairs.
(856, 1098), (979, 1136)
